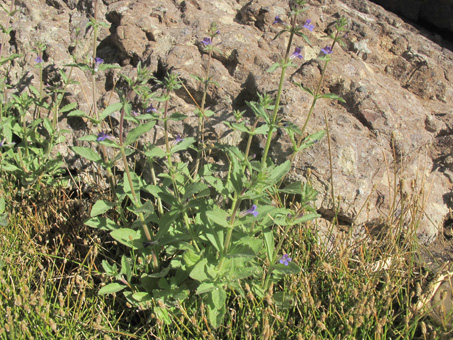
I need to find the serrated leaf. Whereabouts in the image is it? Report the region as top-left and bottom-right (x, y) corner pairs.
(71, 146), (102, 162)
(60, 102), (78, 113)
(98, 282), (126, 295)
(124, 120), (156, 146)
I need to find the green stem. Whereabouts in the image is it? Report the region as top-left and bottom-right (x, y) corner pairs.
(218, 196), (241, 271)
(260, 15), (298, 169)
(193, 42), (214, 178)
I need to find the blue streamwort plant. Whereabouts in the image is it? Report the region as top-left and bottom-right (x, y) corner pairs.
(73, 0), (347, 328)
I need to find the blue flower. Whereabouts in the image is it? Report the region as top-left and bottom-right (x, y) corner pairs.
(321, 46), (333, 55)
(279, 254), (292, 266)
(173, 135), (184, 144)
(290, 47), (303, 60)
(146, 104), (158, 113)
(35, 56), (43, 64)
(273, 15), (285, 25)
(97, 131), (111, 142)
(244, 204), (259, 217)
(303, 19), (314, 32)
(201, 37), (212, 46)
(94, 57), (104, 71)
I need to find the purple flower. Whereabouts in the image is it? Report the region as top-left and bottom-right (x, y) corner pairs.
(0, 138), (4, 146)
(215, 30), (220, 35)
(279, 254), (292, 266)
(146, 104), (158, 113)
(35, 56), (43, 64)
(201, 37), (212, 46)
(290, 47), (303, 60)
(97, 131), (111, 142)
(321, 46), (333, 55)
(303, 19), (314, 32)
(131, 110), (139, 117)
(273, 15), (285, 25)
(94, 57), (104, 71)
(243, 204), (259, 217)
(173, 135), (184, 144)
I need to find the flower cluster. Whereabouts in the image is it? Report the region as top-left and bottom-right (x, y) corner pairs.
(279, 254), (292, 266)
(97, 131), (111, 142)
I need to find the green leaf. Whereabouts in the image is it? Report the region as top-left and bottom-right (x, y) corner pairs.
(298, 130), (325, 152)
(0, 196), (5, 214)
(246, 100), (270, 124)
(124, 120), (156, 146)
(205, 208), (230, 228)
(110, 228), (139, 249)
(42, 118), (53, 135)
(121, 255), (132, 282)
(60, 102), (78, 113)
(123, 171), (142, 202)
(131, 292), (152, 303)
(170, 137), (195, 154)
(182, 182), (210, 201)
(264, 230), (274, 263)
(90, 200), (116, 217)
(207, 288), (227, 328)
(144, 145), (166, 159)
(99, 102), (123, 121)
(183, 249), (201, 268)
(279, 182), (303, 195)
(205, 230), (224, 253)
(101, 260), (118, 276)
(98, 282), (126, 295)
(196, 282), (217, 294)
(154, 306), (172, 325)
(267, 62), (281, 73)
(319, 92), (346, 102)
(268, 160), (291, 184)
(297, 84), (314, 96)
(71, 146), (102, 162)
(169, 112), (187, 121)
(77, 134), (98, 142)
(272, 291), (296, 309)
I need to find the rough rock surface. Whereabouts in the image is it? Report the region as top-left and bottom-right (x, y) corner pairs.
(1, 0), (453, 244)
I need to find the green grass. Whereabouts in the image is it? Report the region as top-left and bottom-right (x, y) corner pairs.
(0, 185), (449, 339)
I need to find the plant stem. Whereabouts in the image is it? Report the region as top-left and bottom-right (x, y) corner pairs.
(193, 41), (214, 178)
(260, 15), (298, 169)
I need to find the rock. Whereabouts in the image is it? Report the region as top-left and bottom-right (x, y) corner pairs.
(2, 0), (453, 245)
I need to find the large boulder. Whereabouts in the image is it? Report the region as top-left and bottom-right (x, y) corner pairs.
(2, 0), (453, 244)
